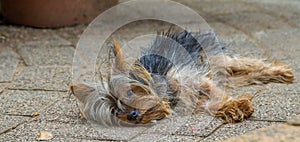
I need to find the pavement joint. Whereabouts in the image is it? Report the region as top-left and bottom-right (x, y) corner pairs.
(248, 118), (287, 123)
(213, 17), (273, 58)
(7, 88), (69, 92)
(172, 123), (225, 138)
(0, 120), (28, 135)
(64, 136), (121, 141)
(0, 96), (64, 138)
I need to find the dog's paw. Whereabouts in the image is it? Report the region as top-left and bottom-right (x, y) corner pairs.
(264, 62), (294, 84)
(215, 95), (254, 123)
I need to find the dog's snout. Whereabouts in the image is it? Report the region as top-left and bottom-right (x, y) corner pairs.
(127, 110), (140, 120)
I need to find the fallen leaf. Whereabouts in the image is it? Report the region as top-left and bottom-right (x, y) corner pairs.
(31, 112), (40, 117)
(36, 131), (54, 141)
(287, 116), (300, 126)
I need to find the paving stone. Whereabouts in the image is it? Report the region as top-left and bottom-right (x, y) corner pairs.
(247, 30), (300, 76)
(18, 34), (72, 48)
(0, 46), (19, 82)
(220, 34), (265, 58)
(132, 133), (203, 142)
(217, 12), (292, 33)
(0, 115), (29, 134)
(11, 66), (71, 91)
(252, 28), (300, 62)
(208, 22), (245, 39)
(173, 114), (222, 137)
(176, 0), (259, 16)
(251, 91), (299, 121)
(19, 45), (74, 66)
(0, 90), (66, 115)
(37, 95), (83, 124)
(245, 0), (300, 27)
(1, 120), (149, 141)
(202, 120), (279, 142)
(222, 123), (300, 142)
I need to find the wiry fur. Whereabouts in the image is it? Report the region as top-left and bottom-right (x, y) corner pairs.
(70, 29), (294, 126)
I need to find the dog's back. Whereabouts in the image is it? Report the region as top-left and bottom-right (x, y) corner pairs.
(139, 30), (231, 78)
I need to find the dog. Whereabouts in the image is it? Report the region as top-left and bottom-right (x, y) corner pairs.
(70, 29), (294, 126)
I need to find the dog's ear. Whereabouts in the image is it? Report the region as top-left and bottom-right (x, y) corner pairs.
(70, 84), (95, 104)
(112, 40), (152, 85)
(112, 40), (129, 72)
(129, 60), (153, 85)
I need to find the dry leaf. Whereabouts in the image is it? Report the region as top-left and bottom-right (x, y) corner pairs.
(32, 112), (40, 117)
(36, 131), (54, 141)
(287, 115), (300, 126)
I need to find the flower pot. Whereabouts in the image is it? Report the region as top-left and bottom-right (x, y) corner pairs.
(0, 0), (118, 27)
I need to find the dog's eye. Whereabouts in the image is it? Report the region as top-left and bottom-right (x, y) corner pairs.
(127, 89), (135, 97)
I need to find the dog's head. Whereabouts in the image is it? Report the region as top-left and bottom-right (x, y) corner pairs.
(71, 40), (171, 126)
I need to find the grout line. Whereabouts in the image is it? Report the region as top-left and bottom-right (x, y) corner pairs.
(202, 123), (225, 138)
(7, 88), (68, 92)
(0, 120), (28, 135)
(0, 98), (62, 136)
(0, 81), (11, 83)
(248, 118), (286, 123)
(63, 136), (121, 141)
(0, 113), (39, 118)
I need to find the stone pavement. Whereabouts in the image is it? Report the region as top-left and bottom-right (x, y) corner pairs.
(0, 0), (300, 141)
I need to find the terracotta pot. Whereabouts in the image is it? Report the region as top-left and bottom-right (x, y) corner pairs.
(0, 0), (118, 27)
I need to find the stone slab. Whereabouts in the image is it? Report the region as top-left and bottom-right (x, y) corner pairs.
(217, 12), (292, 33)
(19, 45), (74, 66)
(0, 90), (66, 115)
(18, 34), (72, 48)
(0, 115), (29, 134)
(1, 120), (149, 141)
(208, 22), (245, 39)
(37, 95), (84, 124)
(221, 34), (265, 58)
(223, 123), (300, 142)
(0, 46), (19, 82)
(251, 91), (299, 121)
(176, 0), (259, 16)
(11, 66), (71, 91)
(245, 0), (300, 27)
(202, 120), (279, 141)
(138, 114), (222, 137)
(253, 28), (300, 63)
(173, 114), (223, 137)
(132, 133), (203, 142)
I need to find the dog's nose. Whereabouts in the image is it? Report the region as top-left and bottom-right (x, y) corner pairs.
(127, 110), (140, 120)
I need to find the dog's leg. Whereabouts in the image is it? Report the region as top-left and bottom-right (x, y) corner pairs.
(191, 77), (254, 123)
(210, 55), (294, 87)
